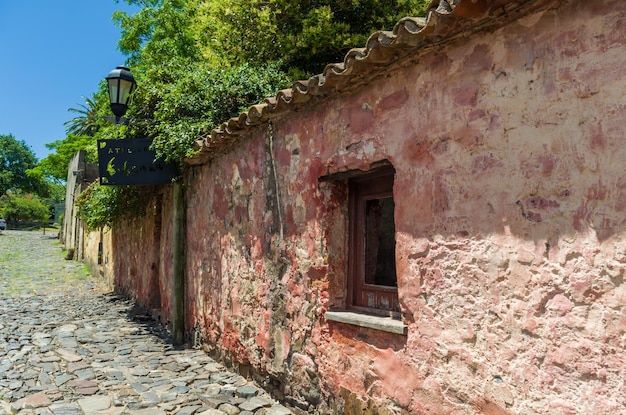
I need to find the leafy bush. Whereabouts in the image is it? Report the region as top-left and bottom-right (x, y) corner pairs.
(76, 182), (147, 230)
(122, 61), (291, 162)
(3, 195), (49, 222)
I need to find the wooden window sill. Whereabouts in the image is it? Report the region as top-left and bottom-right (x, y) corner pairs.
(324, 311), (407, 335)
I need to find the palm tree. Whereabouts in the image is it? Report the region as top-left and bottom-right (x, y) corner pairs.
(64, 95), (99, 136)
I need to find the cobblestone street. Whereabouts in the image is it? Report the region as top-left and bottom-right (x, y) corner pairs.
(0, 231), (293, 415)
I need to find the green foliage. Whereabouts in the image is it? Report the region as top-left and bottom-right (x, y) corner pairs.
(193, 0), (431, 75)
(2, 194), (50, 223)
(30, 135), (98, 183)
(114, 0), (200, 67)
(124, 61), (291, 162)
(32, 87), (111, 185)
(64, 95), (101, 136)
(0, 134), (50, 197)
(39, 184), (66, 206)
(76, 182), (147, 230)
(116, 0), (431, 74)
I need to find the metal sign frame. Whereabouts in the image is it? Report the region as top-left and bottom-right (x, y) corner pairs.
(97, 138), (177, 185)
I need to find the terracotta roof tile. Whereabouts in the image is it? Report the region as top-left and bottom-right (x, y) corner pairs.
(190, 0), (550, 164)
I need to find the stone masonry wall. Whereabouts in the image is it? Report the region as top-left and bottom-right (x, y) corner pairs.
(112, 0), (626, 413)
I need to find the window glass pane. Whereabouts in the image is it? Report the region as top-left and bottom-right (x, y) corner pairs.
(364, 196), (397, 287)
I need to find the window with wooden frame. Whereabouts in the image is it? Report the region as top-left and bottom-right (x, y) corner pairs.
(348, 166), (399, 316)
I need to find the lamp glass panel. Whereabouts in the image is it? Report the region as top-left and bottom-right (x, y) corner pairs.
(107, 79), (120, 104)
(118, 79), (134, 105)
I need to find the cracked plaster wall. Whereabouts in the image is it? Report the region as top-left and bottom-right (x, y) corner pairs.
(111, 0), (626, 413)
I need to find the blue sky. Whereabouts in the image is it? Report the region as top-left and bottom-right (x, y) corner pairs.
(0, 1), (137, 160)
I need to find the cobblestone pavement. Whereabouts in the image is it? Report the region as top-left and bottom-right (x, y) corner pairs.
(0, 231), (293, 415)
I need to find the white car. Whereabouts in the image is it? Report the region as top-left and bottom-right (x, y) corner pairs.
(0, 218), (6, 231)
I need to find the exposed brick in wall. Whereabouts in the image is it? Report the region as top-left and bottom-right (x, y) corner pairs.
(109, 0), (626, 413)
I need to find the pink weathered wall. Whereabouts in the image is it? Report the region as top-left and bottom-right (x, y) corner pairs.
(114, 187), (174, 325)
(113, 0), (626, 413)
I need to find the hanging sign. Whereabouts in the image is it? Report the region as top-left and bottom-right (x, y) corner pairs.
(97, 138), (177, 185)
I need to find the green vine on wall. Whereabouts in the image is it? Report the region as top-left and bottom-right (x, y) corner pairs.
(76, 182), (148, 230)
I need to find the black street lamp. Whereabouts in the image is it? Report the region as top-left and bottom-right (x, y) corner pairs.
(105, 66), (137, 124)
(99, 65), (183, 345)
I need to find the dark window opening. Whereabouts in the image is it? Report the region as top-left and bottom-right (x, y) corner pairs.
(364, 197), (397, 287)
(349, 166), (399, 314)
